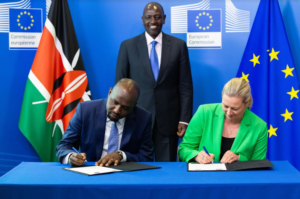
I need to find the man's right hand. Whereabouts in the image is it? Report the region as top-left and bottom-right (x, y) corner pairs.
(69, 152), (86, 167)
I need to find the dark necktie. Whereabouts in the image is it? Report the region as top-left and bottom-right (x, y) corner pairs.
(150, 41), (159, 81)
(107, 122), (118, 153)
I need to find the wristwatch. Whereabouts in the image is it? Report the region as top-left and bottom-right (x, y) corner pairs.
(117, 150), (123, 160)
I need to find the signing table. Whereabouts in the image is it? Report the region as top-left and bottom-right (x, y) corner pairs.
(1, 161), (300, 199)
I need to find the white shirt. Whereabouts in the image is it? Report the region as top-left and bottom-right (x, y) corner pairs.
(62, 117), (127, 164)
(145, 31), (162, 68)
(101, 117), (126, 161)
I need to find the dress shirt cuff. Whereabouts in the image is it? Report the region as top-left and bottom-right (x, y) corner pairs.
(179, 121), (189, 125)
(62, 153), (72, 164)
(121, 151), (127, 162)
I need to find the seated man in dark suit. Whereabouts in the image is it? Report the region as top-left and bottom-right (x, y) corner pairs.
(56, 78), (153, 167)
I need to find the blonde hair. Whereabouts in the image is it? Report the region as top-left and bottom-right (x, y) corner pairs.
(222, 78), (253, 109)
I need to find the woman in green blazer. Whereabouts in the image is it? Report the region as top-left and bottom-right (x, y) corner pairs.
(178, 78), (268, 163)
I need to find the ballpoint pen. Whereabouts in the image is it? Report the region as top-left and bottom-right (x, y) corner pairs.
(203, 146), (213, 163)
(72, 147), (87, 162)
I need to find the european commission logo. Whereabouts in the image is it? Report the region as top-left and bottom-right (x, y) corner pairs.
(188, 10), (220, 32)
(187, 9), (221, 49)
(9, 8), (42, 50)
(9, 8), (42, 32)
(170, 0), (250, 38)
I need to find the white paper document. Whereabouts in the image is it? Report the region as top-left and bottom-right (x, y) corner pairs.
(188, 163), (227, 171)
(65, 166), (122, 175)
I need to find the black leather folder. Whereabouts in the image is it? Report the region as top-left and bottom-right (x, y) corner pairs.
(226, 159), (274, 171)
(107, 162), (161, 172)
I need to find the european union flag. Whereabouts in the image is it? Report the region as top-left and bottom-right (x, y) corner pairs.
(237, 0), (300, 170)
(9, 8), (42, 32)
(187, 10), (221, 32)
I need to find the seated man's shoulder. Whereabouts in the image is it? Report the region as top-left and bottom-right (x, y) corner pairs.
(134, 105), (151, 118)
(78, 99), (105, 109)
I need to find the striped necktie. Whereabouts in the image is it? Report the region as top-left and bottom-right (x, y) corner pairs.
(107, 122), (118, 153)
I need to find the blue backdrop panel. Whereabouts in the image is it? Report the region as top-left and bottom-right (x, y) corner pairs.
(0, 0), (299, 176)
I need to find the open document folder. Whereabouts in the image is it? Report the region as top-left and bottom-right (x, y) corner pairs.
(64, 162), (161, 176)
(188, 159), (274, 171)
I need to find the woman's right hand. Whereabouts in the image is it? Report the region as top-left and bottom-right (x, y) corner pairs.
(195, 151), (215, 164)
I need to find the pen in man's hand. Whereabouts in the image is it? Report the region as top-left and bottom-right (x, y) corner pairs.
(72, 147), (87, 162)
(203, 146), (213, 163)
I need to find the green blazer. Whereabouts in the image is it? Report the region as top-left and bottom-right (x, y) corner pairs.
(178, 103), (268, 162)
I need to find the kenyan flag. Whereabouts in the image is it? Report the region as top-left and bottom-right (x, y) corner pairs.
(18, 0), (91, 162)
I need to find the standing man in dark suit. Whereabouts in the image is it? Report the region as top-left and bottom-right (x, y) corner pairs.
(115, 2), (193, 161)
(56, 79), (153, 166)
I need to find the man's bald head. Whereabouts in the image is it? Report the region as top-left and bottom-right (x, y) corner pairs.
(113, 78), (140, 102)
(106, 78), (140, 121)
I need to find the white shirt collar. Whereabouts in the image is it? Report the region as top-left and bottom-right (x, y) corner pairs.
(106, 117), (125, 126)
(145, 31), (163, 45)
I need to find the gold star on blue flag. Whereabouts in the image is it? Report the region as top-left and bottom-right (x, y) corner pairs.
(236, 0), (300, 170)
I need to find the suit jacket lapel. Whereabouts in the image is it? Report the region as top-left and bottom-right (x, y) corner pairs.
(137, 33), (156, 81)
(95, 99), (107, 160)
(231, 109), (250, 152)
(212, 105), (225, 160)
(120, 107), (136, 149)
(157, 33), (171, 86)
